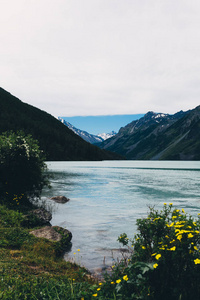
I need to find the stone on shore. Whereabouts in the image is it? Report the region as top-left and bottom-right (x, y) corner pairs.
(50, 196), (70, 203)
(30, 226), (72, 244)
(22, 208), (52, 227)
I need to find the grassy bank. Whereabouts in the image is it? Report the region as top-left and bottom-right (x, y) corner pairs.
(1, 203), (200, 299)
(0, 204), (98, 299)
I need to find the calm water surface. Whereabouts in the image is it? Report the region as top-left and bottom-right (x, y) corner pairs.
(42, 161), (200, 273)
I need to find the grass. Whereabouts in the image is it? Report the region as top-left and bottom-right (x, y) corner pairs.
(0, 204), (98, 300)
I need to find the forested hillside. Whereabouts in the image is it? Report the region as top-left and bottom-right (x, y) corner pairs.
(0, 88), (121, 161)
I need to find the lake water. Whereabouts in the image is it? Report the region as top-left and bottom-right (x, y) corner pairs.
(42, 160), (200, 274)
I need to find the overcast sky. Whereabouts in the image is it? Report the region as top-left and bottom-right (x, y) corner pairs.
(1, 0), (200, 117)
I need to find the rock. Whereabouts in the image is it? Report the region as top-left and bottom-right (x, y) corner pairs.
(30, 226), (72, 244)
(50, 196), (70, 203)
(22, 208), (52, 227)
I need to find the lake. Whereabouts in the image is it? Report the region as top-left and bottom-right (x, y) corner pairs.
(42, 160), (200, 274)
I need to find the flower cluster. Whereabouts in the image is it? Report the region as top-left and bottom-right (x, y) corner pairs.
(142, 204), (200, 269)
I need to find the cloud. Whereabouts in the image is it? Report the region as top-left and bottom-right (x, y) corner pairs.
(1, 0), (200, 116)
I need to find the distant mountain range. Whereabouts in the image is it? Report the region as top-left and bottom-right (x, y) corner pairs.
(98, 106), (200, 160)
(0, 87), (122, 161)
(58, 118), (116, 144)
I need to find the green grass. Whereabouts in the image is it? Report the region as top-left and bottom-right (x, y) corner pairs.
(0, 204), (98, 300)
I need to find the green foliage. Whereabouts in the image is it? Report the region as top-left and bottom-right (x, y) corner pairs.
(0, 130), (49, 206)
(0, 205), (24, 227)
(107, 204), (200, 300)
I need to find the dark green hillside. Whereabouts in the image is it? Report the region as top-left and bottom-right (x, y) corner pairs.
(0, 88), (121, 161)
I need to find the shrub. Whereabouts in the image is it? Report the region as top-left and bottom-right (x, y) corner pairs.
(96, 204), (200, 300)
(0, 131), (49, 206)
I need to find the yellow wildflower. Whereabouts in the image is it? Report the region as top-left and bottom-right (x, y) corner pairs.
(194, 246), (198, 251)
(170, 239), (176, 243)
(77, 249), (80, 252)
(168, 246), (176, 251)
(155, 254), (161, 260)
(111, 281), (115, 284)
(164, 203), (167, 205)
(99, 283), (103, 286)
(188, 233), (194, 238)
(93, 294), (98, 297)
(159, 247), (165, 250)
(194, 258), (200, 264)
(177, 235), (182, 241)
(141, 246), (146, 249)
(116, 279), (121, 284)
(182, 209), (185, 213)
(97, 288), (101, 291)
(123, 275), (128, 281)
(153, 263), (158, 269)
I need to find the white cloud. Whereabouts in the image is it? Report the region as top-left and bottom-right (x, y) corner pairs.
(1, 0), (200, 116)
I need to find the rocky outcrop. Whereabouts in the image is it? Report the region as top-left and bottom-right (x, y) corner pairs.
(50, 196), (70, 203)
(30, 226), (72, 244)
(22, 208), (52, 227)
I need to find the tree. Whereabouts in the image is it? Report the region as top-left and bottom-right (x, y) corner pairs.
(0, 131), (49, 206)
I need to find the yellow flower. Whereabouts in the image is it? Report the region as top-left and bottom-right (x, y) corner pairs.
(155, 254), (161, 260)
(168, 246), (176, 251)
(151, 253), (156, 256)
(116, 279), (121, 284)
(81, 298), (84, 300)
(188, 233), (194, 238)
(159, 247), (165, 250)
(194, 258), (200, 264)
(93, 294), (98, 297)
(111, 281), (115, 284)
(177, 235), (182, 241)
(99, 283), (103, 285)
(165, 235), (169, 238)
(141, 246), (146, 249)
(182, 209), (185, 213)
(194, 246), (198, 251)
(97, 288), (101, 291)
(164, 203), (167, 205)
(170, 239), (176, 243)
(77, 249), (80, 252)
(153, 263), (158, 269)
(123, 275), (128, 281)
(169, 203), (173, 206)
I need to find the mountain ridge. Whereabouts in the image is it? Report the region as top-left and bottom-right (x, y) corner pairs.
(98, 107), (200, 160)
(58, 118), (116, 144)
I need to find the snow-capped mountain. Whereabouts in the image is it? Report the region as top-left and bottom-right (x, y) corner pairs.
(58, 118), (116, 144)
(97, 131), (116, 140)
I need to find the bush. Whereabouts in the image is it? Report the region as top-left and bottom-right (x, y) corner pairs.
(0, 131), (49, 206)
(95, 204), (200, 300)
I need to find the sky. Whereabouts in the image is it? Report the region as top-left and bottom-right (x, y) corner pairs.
(1, 0), (200, 119)
(62, 114), (144, 135)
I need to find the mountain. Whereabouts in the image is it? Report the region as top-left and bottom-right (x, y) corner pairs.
(97, 131), (116, 141)
(98, 106), (200, 160)
(0, 87), (122, 161)
(58, 118), (116, 144)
